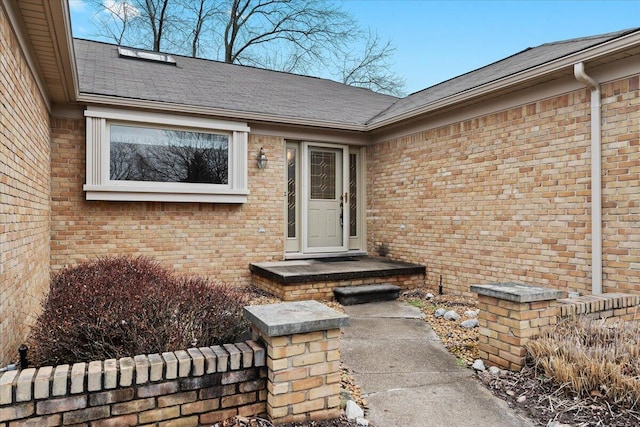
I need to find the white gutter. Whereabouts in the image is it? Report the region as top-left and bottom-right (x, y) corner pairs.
(574, 62), (602, 295)
(76, 93), (371, 132)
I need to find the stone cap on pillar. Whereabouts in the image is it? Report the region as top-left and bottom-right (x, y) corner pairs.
(471, 282), (562, 303)
(244, 300), (349, 337)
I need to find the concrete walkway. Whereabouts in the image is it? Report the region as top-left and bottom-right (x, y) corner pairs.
(340, 301), (534, 427)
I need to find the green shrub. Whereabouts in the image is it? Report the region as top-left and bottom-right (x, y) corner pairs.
(30, 256), (249, 366)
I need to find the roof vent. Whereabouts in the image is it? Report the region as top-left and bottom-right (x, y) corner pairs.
(117, 47), (176, 65)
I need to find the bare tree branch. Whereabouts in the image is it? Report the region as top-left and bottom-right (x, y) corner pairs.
(88, 0), (406, 95)
(339, 29), (406, 96)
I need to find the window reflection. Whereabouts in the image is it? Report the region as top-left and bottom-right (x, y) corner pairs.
(110, 125), (229, 184)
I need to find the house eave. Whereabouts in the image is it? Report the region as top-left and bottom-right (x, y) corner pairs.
(366, 30), (640, 131)
(3, 0), (79, 106)
(75, 93), (370, 133)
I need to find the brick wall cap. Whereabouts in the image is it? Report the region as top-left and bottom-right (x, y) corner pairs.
(244, 301), (348, 337)
(471, 283), (562, 303)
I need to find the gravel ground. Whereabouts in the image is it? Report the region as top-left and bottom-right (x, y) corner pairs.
(401, 288), (479, 365)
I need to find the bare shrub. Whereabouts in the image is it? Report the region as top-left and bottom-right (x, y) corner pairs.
(526, 317), (640, 409)
(30, 256), (249, 366)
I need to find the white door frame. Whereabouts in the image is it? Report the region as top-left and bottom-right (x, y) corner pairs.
(301, 141), (350, 254)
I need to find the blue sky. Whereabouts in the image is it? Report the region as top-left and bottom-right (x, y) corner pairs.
(69, 1), (640, 95)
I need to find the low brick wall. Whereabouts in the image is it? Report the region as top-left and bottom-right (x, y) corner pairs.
(0, 341), (267, 426)
(253, 273), (424, 301)
(0, 302), (350, 426)
(473, 283), (640, 372)
(557, 293), (640, 321)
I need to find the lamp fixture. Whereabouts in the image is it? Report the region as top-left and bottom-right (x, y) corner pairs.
(257, 147), (268, 169)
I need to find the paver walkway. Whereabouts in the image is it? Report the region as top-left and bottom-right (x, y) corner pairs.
(340, 301), (534, 427)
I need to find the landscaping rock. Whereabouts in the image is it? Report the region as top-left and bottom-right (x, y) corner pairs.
(472, 359), (486, 371)
(488, 366), (501, 375)
(460, 319), (479, 329)
(443, 310), (460, 321)
(464, 309), (479, 318)
(356, 417), (369, 426)
(425, 293), (434, 300)
(345, 400), (364, 420)
(434, 308), (447, 318)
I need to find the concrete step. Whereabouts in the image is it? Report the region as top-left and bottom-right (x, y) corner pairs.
(334, 284), (401, 305)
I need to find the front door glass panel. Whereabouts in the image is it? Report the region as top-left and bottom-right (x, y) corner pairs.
(310, 151), (336, 200)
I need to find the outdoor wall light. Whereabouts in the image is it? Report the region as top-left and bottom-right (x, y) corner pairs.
(257, 147), (268, 169)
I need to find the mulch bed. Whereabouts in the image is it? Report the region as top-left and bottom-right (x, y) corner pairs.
(478, 365), (640, 426)
(217, 414), (363, 427)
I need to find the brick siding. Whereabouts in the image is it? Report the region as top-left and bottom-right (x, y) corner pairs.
(50, 121), (285, 284)
(601, 77), (640, 294)
(368, 75), (640, 296)
(0, 7), (51, 366)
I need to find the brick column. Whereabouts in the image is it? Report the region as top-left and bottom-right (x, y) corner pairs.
(244, 301), (348, 424)
(471, 283), (561, 371)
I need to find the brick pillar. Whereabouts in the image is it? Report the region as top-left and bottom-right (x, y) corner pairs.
(471, 283), (561, 371)
(243, 301), (348, 424)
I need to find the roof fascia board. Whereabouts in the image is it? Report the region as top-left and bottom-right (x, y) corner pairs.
(2, 0), (51, 111)
(367, 30), (640, 131)
(76, 94), (369, 132)
(371, 75), (581, 143)
(371, 53), (640, 144)
(85, 105), (250, 132)
(46, 0), (79, 103)
(248, 122), (371, 146)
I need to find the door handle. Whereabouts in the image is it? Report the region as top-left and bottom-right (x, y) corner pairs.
(344, 192), (348, 203)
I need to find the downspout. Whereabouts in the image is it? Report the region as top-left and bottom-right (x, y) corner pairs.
(573, 62), (602, 295)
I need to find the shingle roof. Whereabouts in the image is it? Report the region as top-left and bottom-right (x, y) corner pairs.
(74, 28), (640, 130)
(367, 28), (639, 126)
(74, 39), (398, 127)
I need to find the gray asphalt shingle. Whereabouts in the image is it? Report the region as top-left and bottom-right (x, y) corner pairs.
(367, 28), (638, 126)
(75, 28), (639, 129)
(74, 39), (397, 127)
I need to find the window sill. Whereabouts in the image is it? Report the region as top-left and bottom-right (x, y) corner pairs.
(83, 185), (249, 203)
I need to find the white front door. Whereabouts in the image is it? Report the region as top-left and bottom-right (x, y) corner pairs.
(302, 143), (349, 253)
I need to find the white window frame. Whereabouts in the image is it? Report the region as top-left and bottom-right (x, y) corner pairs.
(83, 107), (250, 203)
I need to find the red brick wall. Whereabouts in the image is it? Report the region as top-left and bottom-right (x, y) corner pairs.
(0, 7), (51, 365)
(368, 75), (639, 296)
(50, 118), (284, 284)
